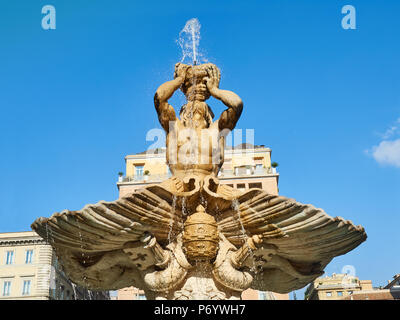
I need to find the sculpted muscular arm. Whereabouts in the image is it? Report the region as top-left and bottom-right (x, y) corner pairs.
(205, 66), (243, 131)
(154, 63), (189, 131)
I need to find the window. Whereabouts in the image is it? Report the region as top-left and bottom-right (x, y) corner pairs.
(249, 183), (262, 189)
(135, 165), (144, 178)
(3, 281), (11, 296)
(258, 291), (267, 300)
(5, 251), (14, 265)
(337, 291), (343, 297)
(22, 280), (31, 295)
(25, 250), (33, 264)
(237, 183), (246, 189)
(326, 292), (332, 297)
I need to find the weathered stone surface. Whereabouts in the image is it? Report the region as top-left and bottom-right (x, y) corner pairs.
(31, 62), (366, 299)
(31, 175), (366, 297)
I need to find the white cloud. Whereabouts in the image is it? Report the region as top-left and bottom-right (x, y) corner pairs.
(381, 117), (400, 139)
(371, 139), (400, 167)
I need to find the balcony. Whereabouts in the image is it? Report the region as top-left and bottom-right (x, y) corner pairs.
(118, 173), (172, 184)
(218, 167), (277, 178)
(118, 167), (278, 185)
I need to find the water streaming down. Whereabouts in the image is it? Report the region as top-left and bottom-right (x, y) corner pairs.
(193, 261), (210, 299)
(45, 222), (50, 244)
(168, 195), (177, 244)
(48, 222), (62, 299)
(76, 220), (89, 300)
(45, 222), (57, 297)
(181, 197), (187, 216)
(30, 16), (368, 300)
(46, 221), (55, 246)
(231, 199), (257, 273)
(71, 283), (77, 300)
(200, 192), (208, 211)
(46, 222), (79, 300)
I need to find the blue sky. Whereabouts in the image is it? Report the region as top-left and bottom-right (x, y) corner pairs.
(0, 0), (399, 298)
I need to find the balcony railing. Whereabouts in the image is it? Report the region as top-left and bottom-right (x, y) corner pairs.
(218, 167), (277, 178)
(119, 167), (277, 184)
(120, 173), (172, 183)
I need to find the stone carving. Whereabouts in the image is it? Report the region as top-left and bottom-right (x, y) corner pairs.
(182, 205), (219, 261)
(31, 62), (367, 300)
(154, 63), (242, 179)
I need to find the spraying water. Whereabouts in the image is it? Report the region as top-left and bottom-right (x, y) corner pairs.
(178, 18), (206, 65)
(168, 196), (177, 244)
(76, 220), (89, 299)
(71, 283), (77, 300)
(231, 199), (257, 273)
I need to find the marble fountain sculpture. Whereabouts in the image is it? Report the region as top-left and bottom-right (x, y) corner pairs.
(31, 61), (367, 300)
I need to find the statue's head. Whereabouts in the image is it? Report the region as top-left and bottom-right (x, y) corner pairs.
(174, 63), (221, 102)
(174, 63), (219, 128)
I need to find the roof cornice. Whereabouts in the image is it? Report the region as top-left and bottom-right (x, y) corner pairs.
(0, 238), (48, 246)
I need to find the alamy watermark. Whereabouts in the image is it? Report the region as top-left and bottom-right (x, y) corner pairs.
(145, 126), (256, 166)
(340, 264), (358, 288)
(39, 5), (357, 32)
(341, 5), (356, 30)
(41, 5), (56, 30)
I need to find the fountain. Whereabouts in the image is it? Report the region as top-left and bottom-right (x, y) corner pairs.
(178, 18), (203, 65)
(31, 19), (366, 300)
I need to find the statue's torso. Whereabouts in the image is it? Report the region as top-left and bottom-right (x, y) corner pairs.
(166, 119), (224, 178)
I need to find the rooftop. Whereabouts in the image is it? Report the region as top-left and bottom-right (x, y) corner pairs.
(0, 231), (38, 239)
(0, 231), (46, 246)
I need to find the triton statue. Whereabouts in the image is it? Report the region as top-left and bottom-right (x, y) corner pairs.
(154, 63), (242, 178)
(31, 62), (366, 300)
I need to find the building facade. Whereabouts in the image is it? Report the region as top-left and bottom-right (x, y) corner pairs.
(0, 231), (109, 300)
(116, 286), (147, 300)
(341, 274), (400, 300)
(116, 144), (288, 300)
(118, 144), (279, 196)
(305, 273), (373, 300)
(241, 288), (290, 300)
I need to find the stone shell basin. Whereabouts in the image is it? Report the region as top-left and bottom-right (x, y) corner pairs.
(31, 175), (367, 295)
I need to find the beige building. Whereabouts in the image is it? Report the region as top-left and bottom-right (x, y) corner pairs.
(241, 288), (289, 300)
(116, 287), (147, 300)
(0, 231), (109, 300)
(116, 143), (288, 300)
(305, 273), (373, 300)
(341, 274), (400, 300)
(118, 144), (279, 196)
